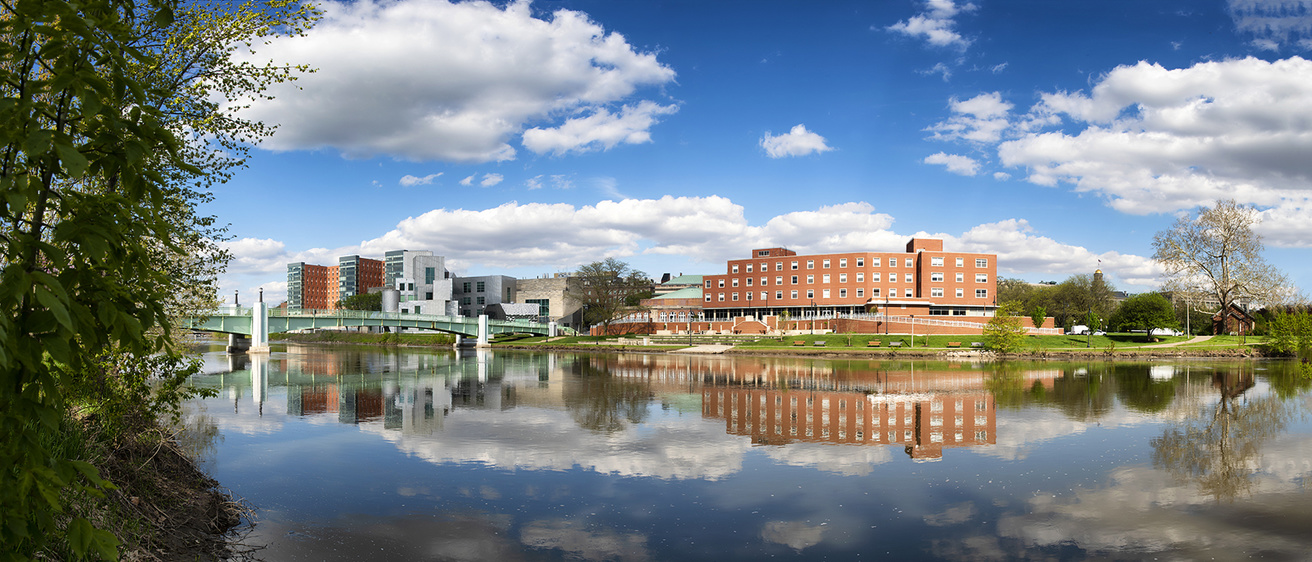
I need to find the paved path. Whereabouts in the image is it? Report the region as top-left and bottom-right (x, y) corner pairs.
(670, 344), (735, 354)
(1139, 335), (1213, 348)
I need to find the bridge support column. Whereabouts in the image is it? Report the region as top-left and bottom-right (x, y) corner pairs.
(226, 334), (250, 354)
(548, 321), (558, 337)
(477, 314), (490, 348)
(249, 301), (270, 354)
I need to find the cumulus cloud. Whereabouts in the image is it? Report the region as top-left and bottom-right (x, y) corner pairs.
(480, 173), (504, 187)
(953, 219), (1161, 285)
(886, 0), (978, 49)
(399, 172), (442, 186)
(523, 101), (679, 155)
(928, 57), (1312, 246)
(1229, 0), (1312, 51)
(760, 125), (834, 158)
(231, 0), (676, 163)
(924, 152), (980, 176)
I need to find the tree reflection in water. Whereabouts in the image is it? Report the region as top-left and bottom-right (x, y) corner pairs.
(1151, 367), (1294, 503)
(563, 357), (653, 434)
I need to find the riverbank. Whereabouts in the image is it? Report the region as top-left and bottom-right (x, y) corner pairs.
(494, 342), (1263, 359)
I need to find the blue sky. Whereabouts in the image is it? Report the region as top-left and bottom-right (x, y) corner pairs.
(211, 0), (1312, 305)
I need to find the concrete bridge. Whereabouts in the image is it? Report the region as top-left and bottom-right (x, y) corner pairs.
(184, 303), (555, 353)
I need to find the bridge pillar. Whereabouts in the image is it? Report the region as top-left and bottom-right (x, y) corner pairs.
(249, 301), (270, 354)
(548, 321), (558, 337)
(477, 314), (490, 348)
(226, 334), (250, 354)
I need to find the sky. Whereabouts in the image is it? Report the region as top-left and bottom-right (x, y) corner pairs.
(209, 0), (1312, 306)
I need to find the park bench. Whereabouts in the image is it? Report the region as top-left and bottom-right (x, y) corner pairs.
(946, 342), (961, 348)
(792, 340), (805, 346)
(813, 340), (827, 347)
(970, 342), (984, 348)
(889, 341), (903, 348)
(867, 340), (881, 347)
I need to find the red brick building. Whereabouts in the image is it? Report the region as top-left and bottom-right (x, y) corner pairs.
(701, 238), (997, 320)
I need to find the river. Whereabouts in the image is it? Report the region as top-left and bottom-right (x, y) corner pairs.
(183, 344), (1312, 560)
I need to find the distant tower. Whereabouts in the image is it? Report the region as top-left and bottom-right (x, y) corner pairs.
(1094, 269), (1103, 285)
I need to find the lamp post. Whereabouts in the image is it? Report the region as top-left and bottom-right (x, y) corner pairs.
(1086, 307), (1092, 348)
(810, 300), (817, 335)
(910, 315), (914, 348)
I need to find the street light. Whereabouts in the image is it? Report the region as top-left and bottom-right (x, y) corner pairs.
(810, 300), (817, 335)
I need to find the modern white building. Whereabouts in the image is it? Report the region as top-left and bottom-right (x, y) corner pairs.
(384, 249), (458, 316)
(452, 275), (516, 318)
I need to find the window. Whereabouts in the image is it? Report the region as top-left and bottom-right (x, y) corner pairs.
(872, 257), (881, 267)
(791, 275), (798, 284)
(856, 288), (864, 298)
(872, 288), (881, 297)
(872, 272), (881, 282)
(905, 273), (913, 283)
(761, 262), (767, 271)
(761, 277), (768, 286)
(807, 260), (814, 269)
(476, 296), (485, 305)
(705, 280), (711, 288)
(822, 274), (830, 283)
(856, 273), (864, 282)
(732, 265), (739, 273)
(462, 297), (471, 305)
(733, 293), (739, 301)
(931, 288), (944, 298)
(931, 257), (943, 266)
(776, 291), (783, 299)
(758, 250), (770, 256)
(745, 292), (752, 301)
(807, 275), (815, 284)
(931, 272), (943, 282)
(791, 261), (799, 270)
(746, 264), (753, 273)
(905, 258), (913, 267)
(890, 259), (897, 268)
(745, 278), (753, 286)
(956, 288), (964, 298)
(956, 257), (964, 267)
(761, 292), (768, 301)
(732, 279), (739, 287)
(839, 273), (847, 283)
(905, 288), (913, 297)
(705, 294), (712, 302)
(823, 289), (831, 298)
(719, 293), (725, 301)
(807, 289), (814, 299)
(976, 289), (988, 298)
(476, 281), (485, 292)
(822, 259), (830, 268)
(791, 290), (798, 299)
(856, 258), (864, 267)
(776, 262), (783, 271)
(976, 274), (988, 283)
(976, 258), (988, 268)
(425, 267), (436, 284)
(956, 273), (964, 282)
(839, 258), (847, 267)
(839, 288), (847, 298)
(776, 276), (783, 285)
(462, 282), (471, 292)
(718, 280), (725, 288)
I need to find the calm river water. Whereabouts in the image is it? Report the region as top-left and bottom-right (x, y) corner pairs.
(184, 345), (1312, 561)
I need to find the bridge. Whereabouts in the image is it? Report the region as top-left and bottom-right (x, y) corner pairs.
(184, 304), (556, 353)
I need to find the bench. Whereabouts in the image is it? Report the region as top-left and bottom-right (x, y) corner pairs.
(946, 342), (961, 348)
(971, 342), (984, 348)
(889, 341), (903, 348)
(792, 340), (805, 346)
(813, 341), (827, 347)
(867, 340), (881, 347)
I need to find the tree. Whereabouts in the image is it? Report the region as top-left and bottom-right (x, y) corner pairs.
(1029, 305), (1047, 331)
(1153, 199), (1294, 323)
(0, 1), (316, 557)
(1108, 293), (1178, 333)
(337, 291), (382, 311)
(575, 258), (652, 334)
(983, 301), (1027, 352)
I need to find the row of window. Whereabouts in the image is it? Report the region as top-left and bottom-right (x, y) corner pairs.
(709, 273), (989, 288)
(730, 257), (989, 274)
(706, 288), (989, 302)
(459, 281), (487, 293)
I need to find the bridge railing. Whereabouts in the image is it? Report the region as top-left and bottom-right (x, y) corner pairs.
(266, 308), (546, 329)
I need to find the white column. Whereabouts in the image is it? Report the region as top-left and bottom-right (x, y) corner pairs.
(477, 314), (490, 348)
(548, 321), (558, 337)
(249, 301), (270, 354)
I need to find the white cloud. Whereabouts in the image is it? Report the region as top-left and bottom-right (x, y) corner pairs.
(399, 172), (442, 186)
(522, 101), (679, 155)
(993, 171), (1011, 180)
(480, 173), (504, 187)
(919, 62), (953, 81)
(1229, 0), (1312, 51)
(219, 198), (1161, 296)
(760, 124), (835, 158)
(886, 0), (978, 49)
(924, 152), (980, 176)
(231, 0), (676, 163)
(459, 174), (475, 186)
(928, 57), (1312, 246)
(524, 175), (544, 190)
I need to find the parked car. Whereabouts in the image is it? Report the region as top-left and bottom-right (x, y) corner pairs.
(1069, 325), (1090, 335)
(1149, 328), (1182, 337)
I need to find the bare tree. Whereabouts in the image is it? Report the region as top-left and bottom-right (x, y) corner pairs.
(575, 258), (653, 335)
(1152, 199), (1294, 323)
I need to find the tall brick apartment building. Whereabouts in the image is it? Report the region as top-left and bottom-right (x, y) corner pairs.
(701, 238), (997, 320)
